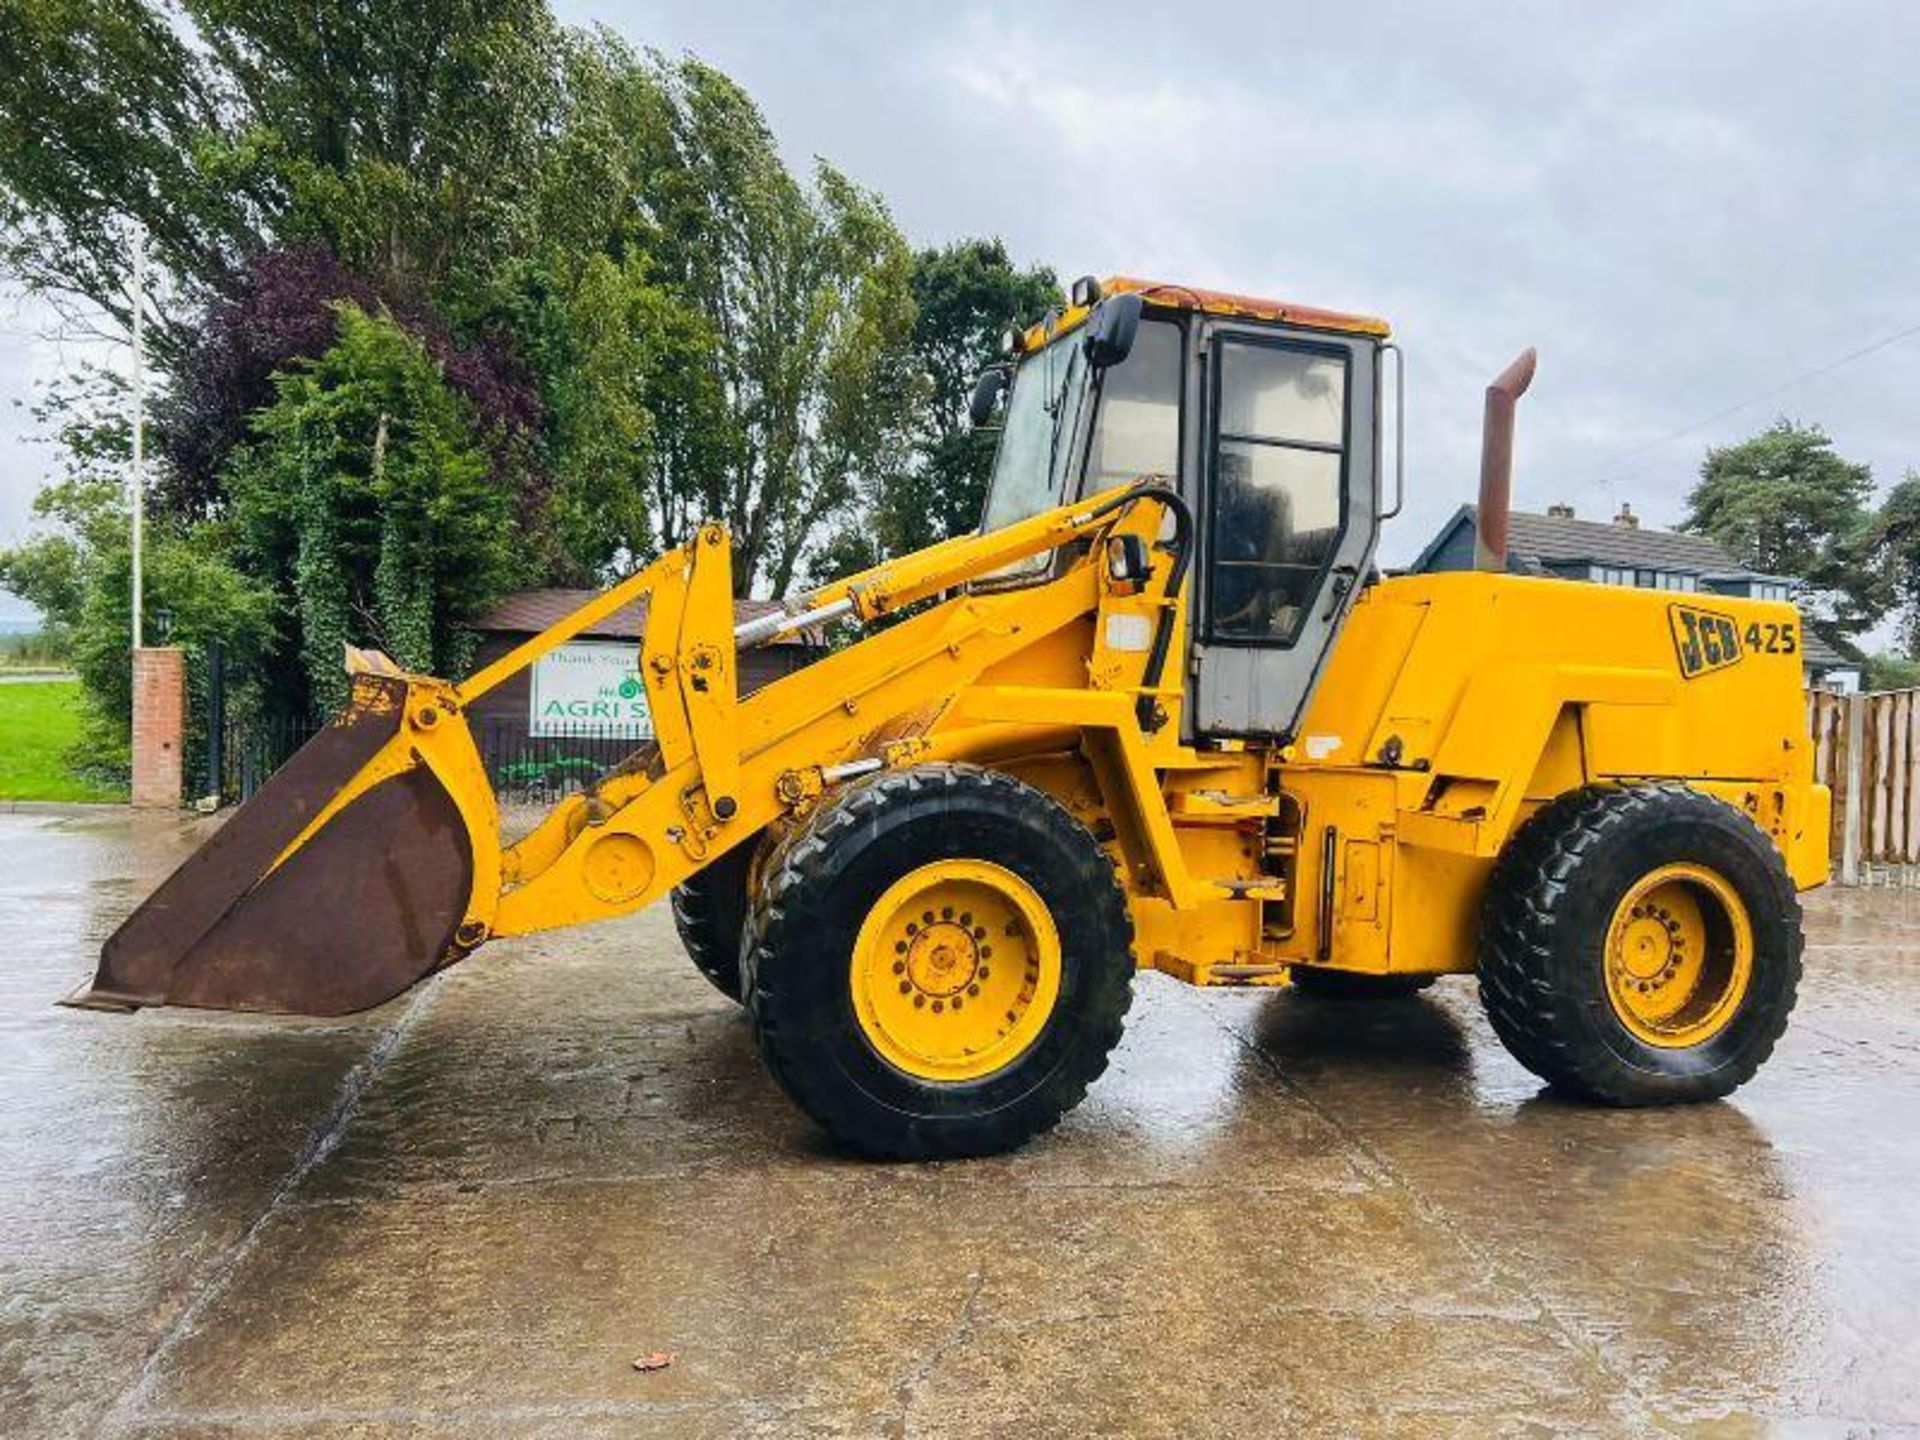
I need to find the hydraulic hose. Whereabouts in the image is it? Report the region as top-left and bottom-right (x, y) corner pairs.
(1087, 481), (1193, 734)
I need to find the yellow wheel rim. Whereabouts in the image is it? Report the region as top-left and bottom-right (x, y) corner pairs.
(849, 859), (1063, 1082)
(1603, 862), (1754, 1049)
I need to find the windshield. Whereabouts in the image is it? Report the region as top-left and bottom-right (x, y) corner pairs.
(979, 336), (1090, 535)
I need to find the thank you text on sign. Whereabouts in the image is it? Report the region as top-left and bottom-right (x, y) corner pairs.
(529, 641), (652, 738)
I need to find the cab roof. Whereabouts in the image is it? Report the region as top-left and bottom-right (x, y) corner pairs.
(1018, 275), (1391, 353)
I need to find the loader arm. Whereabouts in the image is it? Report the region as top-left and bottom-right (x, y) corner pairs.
(477, 480), (1195, 936)
(74, 482), (1194, 1015)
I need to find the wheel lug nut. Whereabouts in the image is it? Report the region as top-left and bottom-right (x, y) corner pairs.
(899, 980), (912, 994)
(913, 994), (925, 1008)
(923, 911), (934, 924)
(972, 926), (987, 940)
(960, 912), (972, 926)
(981, 945), (993, 959)
(906, 922), (918, 936)
(978, 967), (990, 980)
(952, 998), (963, 1011)
(893, 960), (906, 975)
(932, 1000), (944, 1013)
(942, 906), (954, 921)
(967, 984), (980, 997)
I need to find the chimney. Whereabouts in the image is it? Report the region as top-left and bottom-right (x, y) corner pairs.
(1613, 502), (1638, 529)
(1546, 502), (1574, 519)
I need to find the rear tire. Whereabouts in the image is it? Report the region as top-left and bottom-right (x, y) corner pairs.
(744, 764), (1135, 1160)
(1478, 783), (1801, 1105)
(1290, 967), (1436, 1000)
(669, 838), (759, 1003)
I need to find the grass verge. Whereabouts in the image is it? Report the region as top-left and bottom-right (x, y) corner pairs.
(0, 680), (126, 802)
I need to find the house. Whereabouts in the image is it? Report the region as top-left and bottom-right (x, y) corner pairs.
(1409, 501), (1862, 693)
(462, 589), (817, 741)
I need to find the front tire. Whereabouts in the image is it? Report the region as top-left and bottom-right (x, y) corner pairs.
(744, 765), (1135, 1159)
(1478, 783), (1802, 1105)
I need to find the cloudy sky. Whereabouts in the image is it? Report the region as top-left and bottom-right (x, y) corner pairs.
(5, 0), (1917, 617)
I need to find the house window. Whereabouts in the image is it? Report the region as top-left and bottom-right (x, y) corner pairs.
(1632, 569), (1697, 592)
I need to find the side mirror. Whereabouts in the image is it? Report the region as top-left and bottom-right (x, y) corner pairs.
(1084, 292), (1143, 370)
(968, 366), (1008, 427)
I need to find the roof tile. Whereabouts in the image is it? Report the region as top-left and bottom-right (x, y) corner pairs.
(1492, 507), (1742, 573)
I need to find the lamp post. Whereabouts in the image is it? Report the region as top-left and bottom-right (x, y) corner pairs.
(130, 225), (145, 650)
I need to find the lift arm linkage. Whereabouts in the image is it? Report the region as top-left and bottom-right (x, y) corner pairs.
(448, 482), (1191, 938)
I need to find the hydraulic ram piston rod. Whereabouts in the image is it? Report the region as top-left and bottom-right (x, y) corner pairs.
(733, 595), (856, 650)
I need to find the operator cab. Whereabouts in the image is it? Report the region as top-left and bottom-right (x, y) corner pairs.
(974, 276), (1395, 740)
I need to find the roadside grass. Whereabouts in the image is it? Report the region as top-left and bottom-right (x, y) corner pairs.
(0, 680), (126, 803)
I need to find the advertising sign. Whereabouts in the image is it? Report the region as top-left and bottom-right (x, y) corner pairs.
(528, 641), (652, 738)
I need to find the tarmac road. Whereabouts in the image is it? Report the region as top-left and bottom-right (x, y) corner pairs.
(2, 806), (1917, 1436)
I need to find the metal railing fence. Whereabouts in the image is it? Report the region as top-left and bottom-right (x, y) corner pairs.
(193, 715), (652, 807)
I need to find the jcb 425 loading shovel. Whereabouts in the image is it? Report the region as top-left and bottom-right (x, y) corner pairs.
(69, 276), (1829, 1160)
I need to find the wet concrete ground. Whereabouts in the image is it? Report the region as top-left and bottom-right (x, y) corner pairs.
(2, 807), (1918, 1437)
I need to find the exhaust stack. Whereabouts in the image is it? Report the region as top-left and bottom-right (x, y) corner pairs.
(1473, 348), (1538, 573)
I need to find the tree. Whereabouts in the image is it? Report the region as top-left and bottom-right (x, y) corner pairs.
(156, 245), (381, 517)
(632, 54), (919, 596)
(1871, 470), (1920, 656)
(1683, 420), (1887, 647)
(0, 0), (247, 348)
(0, 371), (273, 773)
(894, 240), (1058, 553)
(156, 244), (544, 525)
(190, 0), (566, 304)
(0, 0), (566, 349)
(482, 250), (676, 584)
(1862, 651), (1920, 692)
(813, 239), (1057, 578)
(225, 304), (526, 717)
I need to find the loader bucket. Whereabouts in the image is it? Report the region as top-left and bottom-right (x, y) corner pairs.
(66, 673), (477, 1017)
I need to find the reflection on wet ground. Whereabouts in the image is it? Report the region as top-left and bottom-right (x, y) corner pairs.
(2, 808), (1917, 1435)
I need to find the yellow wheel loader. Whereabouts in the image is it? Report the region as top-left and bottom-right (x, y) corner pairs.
(71, 276), (1829, 1159)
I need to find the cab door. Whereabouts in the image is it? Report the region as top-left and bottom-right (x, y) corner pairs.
(1192, 324), (1380, 738)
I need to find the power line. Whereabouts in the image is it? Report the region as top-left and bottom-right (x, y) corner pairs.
(1566, 317), (1920, 501)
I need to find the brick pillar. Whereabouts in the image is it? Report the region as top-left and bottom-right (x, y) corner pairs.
(132, 647), (186, 809)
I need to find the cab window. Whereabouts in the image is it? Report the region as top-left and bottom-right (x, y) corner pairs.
(1208, 340), (1348, 644)
(1083, 317), (1183, 493)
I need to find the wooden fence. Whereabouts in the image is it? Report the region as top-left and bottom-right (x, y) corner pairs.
(1807, 687), (1920, 883)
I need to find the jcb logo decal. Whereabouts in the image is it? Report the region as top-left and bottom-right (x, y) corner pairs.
(1669, 604), (1743, 679)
